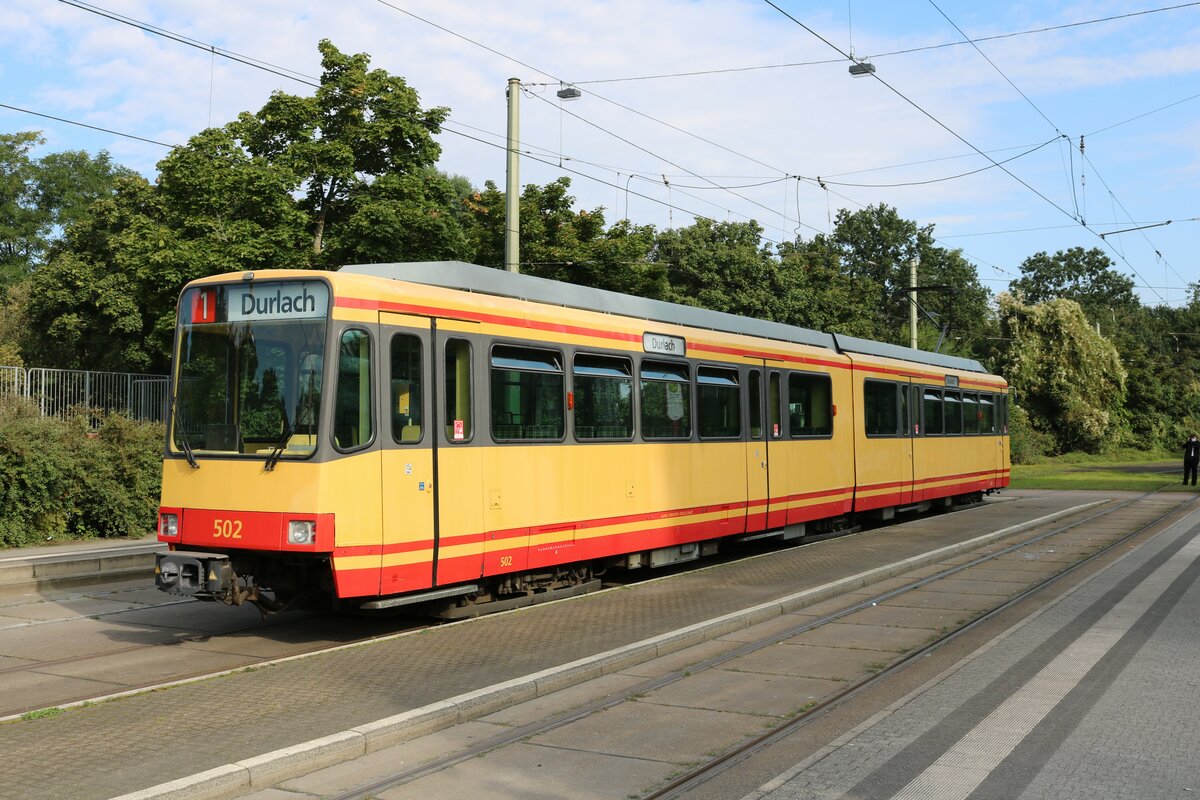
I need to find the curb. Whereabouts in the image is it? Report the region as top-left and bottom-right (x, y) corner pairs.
(111, 502), (1104, 800)
(0, 542), (163, 598)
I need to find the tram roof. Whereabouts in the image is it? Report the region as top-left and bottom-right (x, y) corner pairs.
(341, 261), (987, 374)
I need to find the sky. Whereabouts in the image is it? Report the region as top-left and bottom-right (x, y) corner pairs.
(3, 0), (1199, 306)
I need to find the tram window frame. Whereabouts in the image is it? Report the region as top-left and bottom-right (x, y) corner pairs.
(332, 327), (375, 453)
(769, 371), (783, 439)
(640, 360), (692, 440)
(490, 344), (565, 442)
(748, 370), (763, 440)
(1000, 393), (1009, 434)
(443, 337), (474, 443)
(944, 390), (963, 435)
(963, 392), (980, 435)
(572, 353), (634, 441)
(922, 388), (944, 436)
(389, 333), (423, 445)
(864, 379), (903, 437)
(787, 371), (834, 438)
(697, 366), (741, 440)
(980, 394), (996, 434)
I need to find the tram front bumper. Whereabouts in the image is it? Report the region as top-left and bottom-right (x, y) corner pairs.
(155, 551), (233, 597)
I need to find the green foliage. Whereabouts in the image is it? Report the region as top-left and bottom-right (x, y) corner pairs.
(0, 398), (163, 547)
(1007, 403), (1055, 464)
(1012, 247), (1139, 319)
(0, 131), (135, 288)
(233, 39), (449, 259)
(995, 294), (1127, 454)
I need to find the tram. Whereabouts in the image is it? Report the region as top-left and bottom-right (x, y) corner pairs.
(154, 261), (1009, 613)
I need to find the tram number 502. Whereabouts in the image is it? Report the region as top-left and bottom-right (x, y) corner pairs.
(213, 519), (243, 539)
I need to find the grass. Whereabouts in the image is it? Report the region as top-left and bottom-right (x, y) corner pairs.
(1009, 449), (1190, 492)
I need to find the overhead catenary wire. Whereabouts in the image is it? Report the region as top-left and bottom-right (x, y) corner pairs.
(44, 0), (1192, 301)
(537, 2), (1200, 87)
(760, 0), (1168, 305)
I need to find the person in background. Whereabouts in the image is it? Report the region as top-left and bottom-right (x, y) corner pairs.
(1184, 434), (1200, 486)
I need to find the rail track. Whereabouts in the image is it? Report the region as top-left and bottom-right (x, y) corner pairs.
(311, 490), (1195, 800)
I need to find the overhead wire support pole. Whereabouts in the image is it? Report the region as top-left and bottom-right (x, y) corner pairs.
(505, 77), (521, 273)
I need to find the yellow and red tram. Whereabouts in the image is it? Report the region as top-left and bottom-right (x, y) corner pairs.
(155, 261), (1009, 612)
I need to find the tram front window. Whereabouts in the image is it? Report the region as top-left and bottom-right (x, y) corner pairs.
(172, 280), (329, 460)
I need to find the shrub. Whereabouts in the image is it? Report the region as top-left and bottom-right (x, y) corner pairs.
(0, 396), (164, 547)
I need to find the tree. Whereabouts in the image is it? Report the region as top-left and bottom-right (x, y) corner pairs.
(0, 132), (135, 287)
(775, 234), (880, 336)
(1012, 247), (1138, 322)
(655, 219), (781, 320)
(993, 294), (1127, 454)
(0, 132), (43, 285)
(827, 204), (992, 352)
(232, 39), (450, 261)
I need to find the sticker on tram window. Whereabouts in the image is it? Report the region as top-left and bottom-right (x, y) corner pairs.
(453, 419), (465, 440)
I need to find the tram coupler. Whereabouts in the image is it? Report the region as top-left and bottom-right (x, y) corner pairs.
(155, 551), (232, 598)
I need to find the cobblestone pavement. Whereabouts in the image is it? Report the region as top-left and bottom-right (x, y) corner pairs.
(747, 497), (1200, 800)
(0, 491), (1152, 800)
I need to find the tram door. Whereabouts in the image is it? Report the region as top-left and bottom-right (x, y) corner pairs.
(379, 312), (437, 594)
(764, 369), (788, 529)
(431, 318), (485, 587)
(745, 368), (769, 534)
(378, 314), (484, 593)
(901, 380), (917, 505)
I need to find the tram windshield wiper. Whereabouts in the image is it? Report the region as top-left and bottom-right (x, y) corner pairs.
(169, 386), (199, 469)
(264, 408), (292, 472)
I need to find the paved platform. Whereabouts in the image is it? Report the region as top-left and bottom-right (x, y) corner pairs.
(0, 536), (162, 598)
(0, 491), (1157, 799)
(747, 495), (1200, 800)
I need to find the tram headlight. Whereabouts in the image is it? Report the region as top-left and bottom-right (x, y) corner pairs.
(159, 512), (179, 537)
(288, 520), (316, 545)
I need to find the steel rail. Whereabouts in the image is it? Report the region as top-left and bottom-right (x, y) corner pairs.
(325, 491), (1193, 800)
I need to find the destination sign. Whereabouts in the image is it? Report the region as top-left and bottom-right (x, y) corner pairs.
(944, 375), (960, 388)
(643, 332), (686, 357)
(227, 282), (329, 322)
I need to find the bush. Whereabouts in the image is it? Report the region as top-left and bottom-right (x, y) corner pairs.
(1008, 404), (1056, 464)
(0, 397), (164, 547)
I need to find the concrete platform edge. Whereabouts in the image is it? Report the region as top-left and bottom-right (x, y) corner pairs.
(736, 498), (1200, 800)
(108, 500), (1105, 800)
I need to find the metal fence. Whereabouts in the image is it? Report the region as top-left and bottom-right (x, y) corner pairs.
(0, 366), (168, 423)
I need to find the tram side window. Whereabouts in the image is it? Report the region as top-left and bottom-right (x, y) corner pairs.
(444, 338), (473, 442)
(697, 366), (741, 439)
(963, 393), (980, 434)
(573, 354), (633, 440)
(980, 394), (996, 433)
(944, 390), (963, 435)
(641, 361), (691, 439)
(334, 329), (373, 450)
(390, 334), (423, 444)
(923, 388), (944, 436)
(788, 372), (833, 437)
(769, 372), (783, 438)
(748, 371), (763, 440)
(490, 345), (564, 441)
(864, 379), (901, 436)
